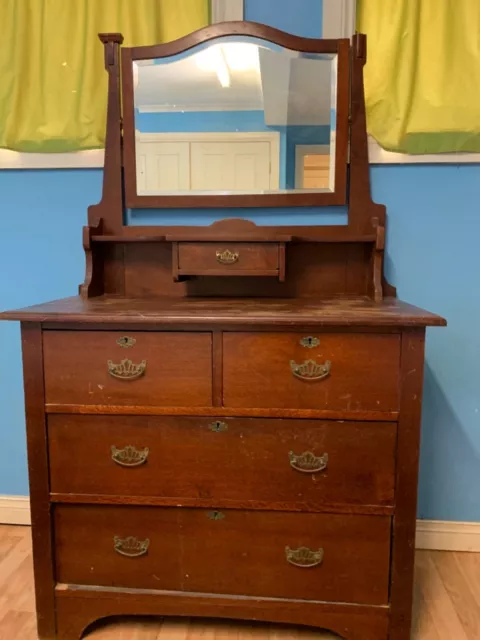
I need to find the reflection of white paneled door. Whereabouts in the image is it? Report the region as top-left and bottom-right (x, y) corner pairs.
(135, 132), (280, 194)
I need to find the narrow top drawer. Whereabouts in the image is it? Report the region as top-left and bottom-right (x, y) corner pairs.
(223, 332), (401, 411)
(176, 241), (283, 277)
(43, 331), (212, 407)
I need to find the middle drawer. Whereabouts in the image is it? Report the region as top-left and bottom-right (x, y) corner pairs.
(48, 415), (396, 508)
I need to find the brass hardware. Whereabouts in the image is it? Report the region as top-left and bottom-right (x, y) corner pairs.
(300, 336), (320, 349)
(111, 445), (149, 467)
(285, 546), (324, 568)
(207, 511), (225, 521)
(107, 358), (147, 380)
(117, 336), (136, 348)
(208, 420), (228, 433)
(114, 536), (150, 558)
(216, 249), (239, 265)
(290, 359), (331, 381)
(289, 451), (328, 473)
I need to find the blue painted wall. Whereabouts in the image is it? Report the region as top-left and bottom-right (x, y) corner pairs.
(0, 0), (478, 523)
(0, 170), (101, 494)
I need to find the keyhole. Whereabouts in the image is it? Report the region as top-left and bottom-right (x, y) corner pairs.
(208, 511), (225, 521)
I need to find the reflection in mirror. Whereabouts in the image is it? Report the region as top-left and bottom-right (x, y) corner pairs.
(133, 37), (338, 196)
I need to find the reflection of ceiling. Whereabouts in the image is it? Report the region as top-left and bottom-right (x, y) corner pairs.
(134, 43), (335, 126)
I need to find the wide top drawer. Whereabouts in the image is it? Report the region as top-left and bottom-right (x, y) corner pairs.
(43, 331), (212, 407)
(223, 332), (401, 411)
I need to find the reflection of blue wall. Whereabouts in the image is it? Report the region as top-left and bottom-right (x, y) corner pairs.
(136, 109), (268, 133)
(136, 110), (329, 189)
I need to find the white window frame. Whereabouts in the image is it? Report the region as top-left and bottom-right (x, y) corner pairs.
(211, 0), (243, 23)
(323, 0), (480, 164)
(0, 0), (244, 170)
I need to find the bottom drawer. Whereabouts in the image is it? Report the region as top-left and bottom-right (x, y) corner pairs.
(55, 505), (391, 605)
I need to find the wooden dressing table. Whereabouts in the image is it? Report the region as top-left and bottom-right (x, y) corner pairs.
(1, 22), (445, 640)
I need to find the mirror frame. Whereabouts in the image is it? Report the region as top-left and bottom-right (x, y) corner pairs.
(121, 22), (350, 209)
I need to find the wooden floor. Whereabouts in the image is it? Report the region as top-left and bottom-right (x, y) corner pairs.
(0, 525), (479, 640)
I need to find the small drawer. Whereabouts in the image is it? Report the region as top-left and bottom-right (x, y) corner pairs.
(175, 241), (284, 278)
(54, 505), (391, 605)
(43, 331), (212, 407)
(223, 332), (400, 411)
(49, 415), (396, 509)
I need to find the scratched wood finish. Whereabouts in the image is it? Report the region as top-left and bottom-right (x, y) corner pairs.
(42, 331), (212, 407)
(0, 295), (446, 326)
(54, 505), (391, 606)
(48, 415), (397, 509)
(223, 332), (401, 410)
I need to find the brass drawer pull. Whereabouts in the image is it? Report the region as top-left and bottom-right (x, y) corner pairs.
(285, 546), (324, 568)
(111, 445), (149, 467)
(114, 536), (150, 558)
(107, 358), (146, 380)
(208, 420), (228, 432)
(290, 359), (331, 381)
(289, 451), (328, 473)
(216, 249), (239, 265)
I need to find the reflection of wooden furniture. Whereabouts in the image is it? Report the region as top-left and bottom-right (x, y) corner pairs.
(0, 22), (446, 640)
(302, 153), (330, 188)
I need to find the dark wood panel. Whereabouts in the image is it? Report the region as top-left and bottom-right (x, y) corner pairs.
(0, 294), (447, 325)
(223, 332), (401, 411)
(48, 415), (397, 509)
(54, 505), (391, 605)
(390, 329), (426, 640)
(43, 330), (212, 407)
(20, 323), (56, 639)
(55, 586), (390, 640)
(124, 243), (370, 298)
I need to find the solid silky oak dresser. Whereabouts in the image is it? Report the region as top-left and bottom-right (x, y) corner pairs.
(1, 23), (445, 640)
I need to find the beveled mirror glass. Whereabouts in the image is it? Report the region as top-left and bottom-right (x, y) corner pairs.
(133, 38), (338, 196)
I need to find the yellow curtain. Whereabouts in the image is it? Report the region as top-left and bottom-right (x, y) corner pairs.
(0, 0), (209, 152)
(357, 0), (480, 154)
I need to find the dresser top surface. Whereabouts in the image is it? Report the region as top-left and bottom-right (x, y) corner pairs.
(0, 295), (446, 327)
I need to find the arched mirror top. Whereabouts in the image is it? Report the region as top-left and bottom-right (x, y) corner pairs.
(121, 22), (350, 209)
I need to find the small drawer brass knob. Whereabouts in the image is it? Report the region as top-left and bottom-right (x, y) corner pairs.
(216, 249), (239, 265)
(290, 359), (331, 381)
(113, 536), (150, 558)
(285, 546), (324, 568)
(289, 451), (328, 473)
(111, 445), (149, 468)
(107, 358), (147, 380)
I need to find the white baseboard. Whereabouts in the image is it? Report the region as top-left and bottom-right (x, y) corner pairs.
(0, 496), (31, 526)
(415, 520), (480, 552)
(0, 496), (479, 551)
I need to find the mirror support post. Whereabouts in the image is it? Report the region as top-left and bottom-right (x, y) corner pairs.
(88, 33), (125, 236)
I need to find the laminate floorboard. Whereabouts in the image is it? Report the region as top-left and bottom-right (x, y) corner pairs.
(0, 525), (477, 640)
